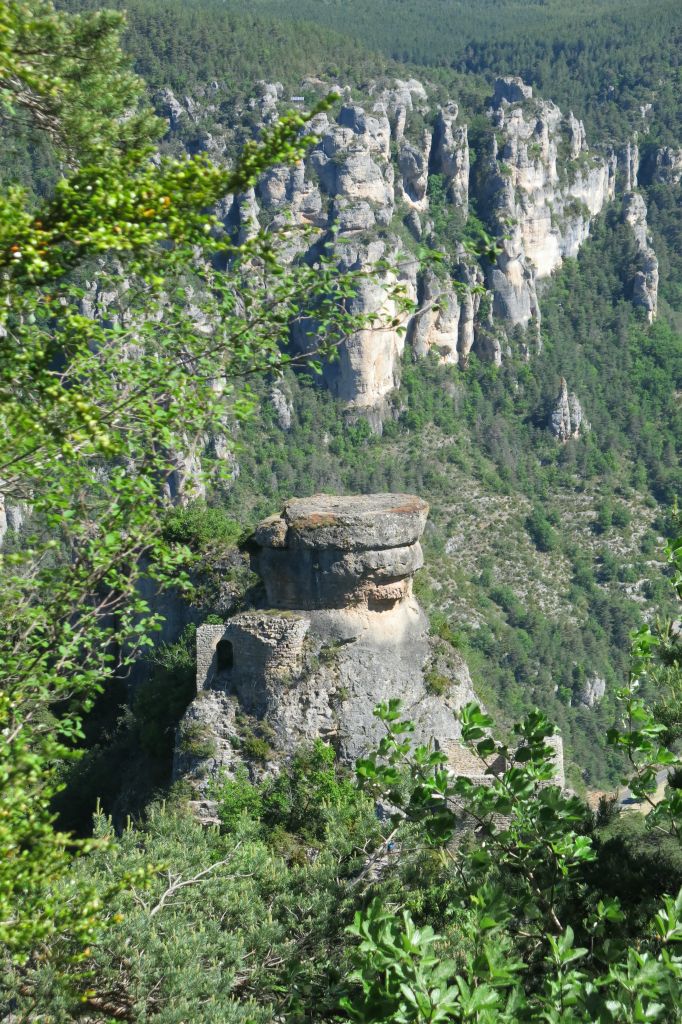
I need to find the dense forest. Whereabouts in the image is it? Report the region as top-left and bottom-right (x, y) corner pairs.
(2, 0), (682, 1020)
(215, 0), (682, 143)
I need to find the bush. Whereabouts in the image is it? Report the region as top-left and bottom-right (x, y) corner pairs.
(162, 501), (244, 549)
(525, 506), (559, 552)
(242, 735), (271, 762)
(215, 766), (263, 828)
(612, 503), (632, 530)
(261, 740), (359, 843)
(424, 670), (451, 696)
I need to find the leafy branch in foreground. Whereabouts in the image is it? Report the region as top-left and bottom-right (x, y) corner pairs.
(0, 0), (415, 972)
(346, 691), (682, 1023)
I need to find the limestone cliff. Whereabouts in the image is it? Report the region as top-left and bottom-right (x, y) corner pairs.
(622, 192), (659, 323)
(174, 493), (488, 790)
(481, 78), (615, 332)
(154, 73), (668, 414)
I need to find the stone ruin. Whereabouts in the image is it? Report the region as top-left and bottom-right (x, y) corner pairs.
(174, 493), (565, 794)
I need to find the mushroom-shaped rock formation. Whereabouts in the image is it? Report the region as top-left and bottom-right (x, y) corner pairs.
(174, 494), (487, 790)
(174, 492), (567, 804)
(250, 493), (428, 611)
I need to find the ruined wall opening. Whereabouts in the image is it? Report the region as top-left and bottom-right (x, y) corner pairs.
(216, 638), (234, 672)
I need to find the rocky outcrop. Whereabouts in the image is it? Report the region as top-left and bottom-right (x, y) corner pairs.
(619, 141), (639, 192)
(409, 265), (482, 365)
(270, 385), (293, 430)
(622, 192), (659, 322)
(577, 674), (606, 708)
(549, 378), (584, 442)
(640, 146), (682, 186)
(250, 493), (428, 610)
(482, 78), (616, 329)
(431, 104), (469, 213)
(83, 72), (669, 423)
(397, 132), (432, 209)
(493, 76), (533, 106)
(174, 493), (489, 788)
(202, 74), (643, 410)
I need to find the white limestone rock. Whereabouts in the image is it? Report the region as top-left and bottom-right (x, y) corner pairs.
(619, 140), (640, 192)
(622, 192), (658, 322)
(431, 104), (469, 213)
(578, 675), (606, 708)
(549, 378), (584, 442)
(397, 132), (432, 209)
(175, 494), (486, 789)
(270, 386), (293, 431)
(481, 80), (615, 328)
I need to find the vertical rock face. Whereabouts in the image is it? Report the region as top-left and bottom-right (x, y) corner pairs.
(622, 192), (659, 322)
(409, 267), (480, 366)
(397, 131), (432, 209)
(480, 79), (615, 330)
(549, 378), (584, 442)
(178, 73), (647, 412)
(174, 493), (488, 788)
(619, 141), (640, 192)
(431, 104), (469, 214)
(315, 237), (416, 411)
(640, 146), (682, 186)
(270, 386), (293, 431)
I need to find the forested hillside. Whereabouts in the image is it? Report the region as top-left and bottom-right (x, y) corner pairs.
(10, 0), (675, 795)
(217, 0), (682, 142)
(2, 1), (682, 1020)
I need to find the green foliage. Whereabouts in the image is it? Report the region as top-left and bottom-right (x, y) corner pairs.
(351, 688), (682, 1022)
(0, 0), (401, 974)
(341, 898), (464, 1023)
(135, 624), (197, 759)
(6, 797), (380, 1022)
(525, 505), (560, 552)
(214, 765), (263, 829)
(178, 719), (217, 759)
(220, 0), (682, 144)
(424, 670), (452, 696)
(3, 0), (682, 1013)
(162, 502), (244, 549)
(260, 740), (359, 843)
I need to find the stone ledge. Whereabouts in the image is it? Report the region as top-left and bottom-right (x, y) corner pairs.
(258, 492), (429, 552)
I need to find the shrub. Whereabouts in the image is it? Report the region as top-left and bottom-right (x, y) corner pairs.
(162, 500), (244, 549)
(215, 766), (263, 829)
(425, 670), (451, 696)
(525, 506), (559, 552)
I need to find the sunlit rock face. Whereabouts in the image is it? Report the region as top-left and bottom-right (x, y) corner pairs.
(549, 378), (585, 442)
(151, 75), (647, 413)
(174, 493), (486, 788)
(250, 493), (428, 611)
(622, 192), (659, 322)
(480, 78), (616, 329)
